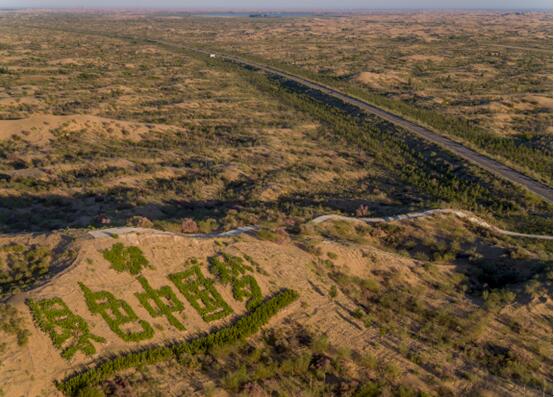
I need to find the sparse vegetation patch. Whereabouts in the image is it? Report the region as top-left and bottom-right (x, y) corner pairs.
(168, 259), (233, 323)
(102, 243), (149, 275)
(27, 297), (105, 359)
(0, 303), (30, 348)
(79, 282), (154, 342)
(0, 243), (51, 295)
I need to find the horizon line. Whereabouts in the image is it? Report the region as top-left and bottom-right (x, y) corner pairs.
(2, 6), (552, 11)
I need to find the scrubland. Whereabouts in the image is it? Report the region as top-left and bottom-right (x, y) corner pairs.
(0, 11), (551, 397)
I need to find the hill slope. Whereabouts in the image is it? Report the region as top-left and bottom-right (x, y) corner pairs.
(0, 212), (551, 396)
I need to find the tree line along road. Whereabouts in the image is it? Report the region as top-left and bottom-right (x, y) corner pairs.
(210, 51), (553, 204)
(165, 42), (551, 204)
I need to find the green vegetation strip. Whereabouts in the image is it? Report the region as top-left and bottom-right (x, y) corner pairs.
(218, 48), (552, 185)
(56, 288), (299, 396)
(102, 243), (150, 275)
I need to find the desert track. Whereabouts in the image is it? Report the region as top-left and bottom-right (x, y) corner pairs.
(309, 208), (553, 240)
(89, 209), (553, 241)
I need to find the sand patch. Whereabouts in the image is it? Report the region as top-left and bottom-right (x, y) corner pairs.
(523, 95), (552, 108)
(403, 54), (445, 63)
(0, 114), (179, 144)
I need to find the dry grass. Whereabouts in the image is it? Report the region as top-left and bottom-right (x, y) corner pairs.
(0, 214), (550, 396)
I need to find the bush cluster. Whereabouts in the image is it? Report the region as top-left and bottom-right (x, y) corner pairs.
(168, 259), (233, 322)
(135, 275), (186, 331)
(208, 253), (262, 310)
(101, 243), (149, 275)
(79, 282), (154, 342)
(57, 288), (299, 396)
(27, 297), (105, 359)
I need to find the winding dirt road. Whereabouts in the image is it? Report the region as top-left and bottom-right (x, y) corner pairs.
(309, 208), (553, 240)
(89, 209), (552, 241)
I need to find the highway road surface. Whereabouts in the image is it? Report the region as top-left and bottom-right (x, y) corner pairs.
(209, 51), (552, 203)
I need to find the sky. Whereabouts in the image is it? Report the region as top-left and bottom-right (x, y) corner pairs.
(0, 0), (551, 9)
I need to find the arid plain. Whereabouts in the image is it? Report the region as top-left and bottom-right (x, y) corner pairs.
(0, 10), (551, 397)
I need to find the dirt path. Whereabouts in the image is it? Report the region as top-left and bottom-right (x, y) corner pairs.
(310, 209), (553, 240)
(484, 43), (552, 54)
(89, 209), (552, 241)
(88, 225), (257, 239)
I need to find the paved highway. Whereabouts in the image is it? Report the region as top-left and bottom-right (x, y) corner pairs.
(222, 56), (552, 203)
(176, 45), (552, 203)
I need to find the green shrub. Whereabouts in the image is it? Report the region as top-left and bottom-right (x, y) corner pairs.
(354, 382), (381, 397)
(397, 385), (430, 397)
(352, 308), (364, 319)
(101, 243), (149, 275)
(223, 365), (249, 392)
(483, 289), (517, 311)
(169, 259), (233, 322)
(27, 297), (105, 359)
(360, 353), (378, 370)
(256, 228), (280, 242)
(79, 282), (154, 342)
(310, 334), (329, 353)
(57, 288), (299, 396)
(76, 386), (105, 397)
(232, 275), (262, 310)
(208, 254), (262, 309)
(135, 275), (186, 331)
(197, 218), (218, 233)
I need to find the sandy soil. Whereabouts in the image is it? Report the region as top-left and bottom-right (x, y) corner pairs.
(0, 230), (382, 396)
(0, 114), (177, 144)
(0, 208), (550, 396)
